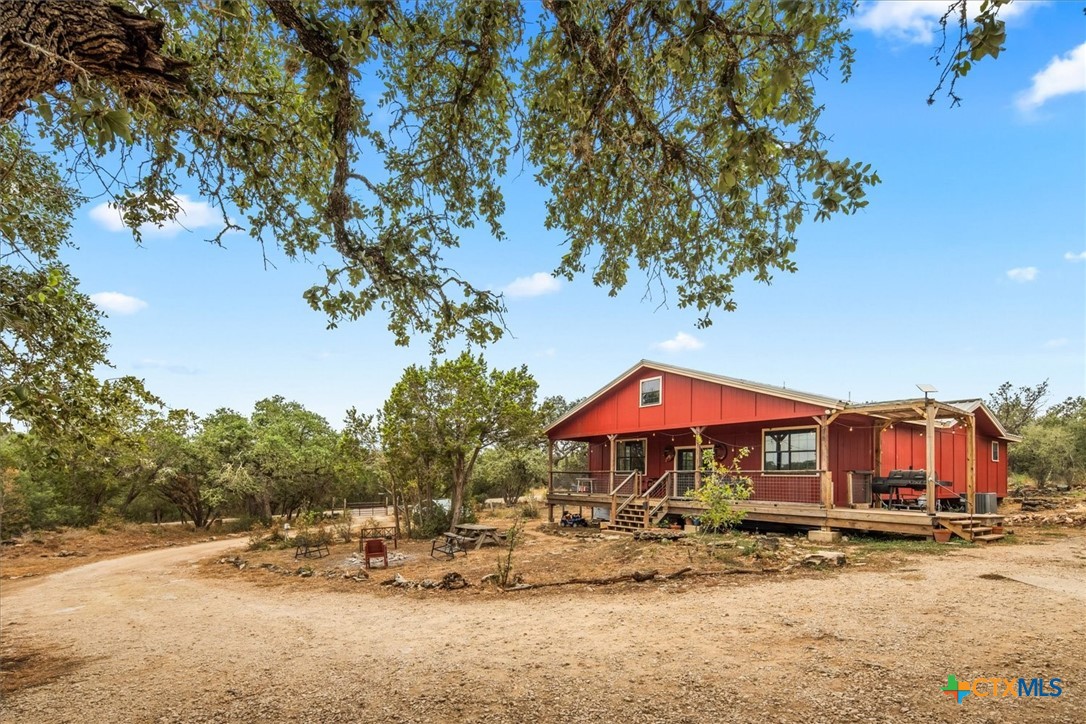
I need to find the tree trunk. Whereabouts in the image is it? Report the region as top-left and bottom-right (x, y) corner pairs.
(0, 0), (187, 121)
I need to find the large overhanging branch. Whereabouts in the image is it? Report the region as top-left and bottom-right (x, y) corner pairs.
(0, 0), (188, 121)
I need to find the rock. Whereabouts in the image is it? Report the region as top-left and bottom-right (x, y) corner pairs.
(634, 530), (686, 541)
(295, 567), (314, 577)
(802, 551), (847, 567)
(481, 573), (499, 585)
(56, 549), (77, 557)
(440, 572), (469, 590)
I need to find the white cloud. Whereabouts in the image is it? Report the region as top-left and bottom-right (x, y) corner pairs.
(89, 291), (148, 315)
(1065, 250), (1086, 262)
(1006, 267), (1038, 283)
(1017, 41), (1086, 112)
(653, 332), (704, 353)
(88, 194), (221, 236)
(504, 272), (561, 298)
(1044, 338), (1069, 349)
(854, 1), (1039, 44)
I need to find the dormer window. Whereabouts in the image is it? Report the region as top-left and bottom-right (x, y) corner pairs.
(640, 376), (662, 407)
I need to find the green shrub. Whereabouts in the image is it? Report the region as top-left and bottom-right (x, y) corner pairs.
(225, 515), (268, 533)
(518, 496), (539, 518)
(411, 505), (451, 539)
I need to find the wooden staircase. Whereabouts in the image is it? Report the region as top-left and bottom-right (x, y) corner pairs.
(936, 514), (1006, 543)
(607, 499), (669, 532)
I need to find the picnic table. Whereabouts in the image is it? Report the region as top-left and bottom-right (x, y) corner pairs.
(453, 523), (503, 550)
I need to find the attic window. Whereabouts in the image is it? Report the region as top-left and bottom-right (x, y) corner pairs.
(640, 376), (662, 407)
(991, 441), (999, 462)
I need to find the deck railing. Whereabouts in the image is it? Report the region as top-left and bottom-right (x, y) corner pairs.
(549, 471), (611, 495)
(747, 471), (822, 504)
(551, 469), (823, 505)
(669, 470), (822, 505)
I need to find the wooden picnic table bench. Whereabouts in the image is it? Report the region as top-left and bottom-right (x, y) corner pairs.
(453, 523), (503, 550)
(431, 532), (471, 559)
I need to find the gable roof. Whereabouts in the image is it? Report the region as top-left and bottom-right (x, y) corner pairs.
(544, 360), (845, 435)
(944, 399), (1023, 442)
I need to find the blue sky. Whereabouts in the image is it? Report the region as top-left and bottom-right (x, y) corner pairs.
(62, 1), (1085, 426)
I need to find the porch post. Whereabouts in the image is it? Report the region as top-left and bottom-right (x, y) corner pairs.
(547, 439), (555, 523)
(547, 439), (554, 494)
(965, 413), (977, 516)
(607, 434), (617, 493)
(874, 422), (886, 476)
(925, 400), (937, 515)
(819, 418), (832, 511)
(691, 426), (704, 490)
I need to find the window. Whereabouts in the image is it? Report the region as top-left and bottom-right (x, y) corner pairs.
(991, 441), (999, 462)
(763, 428), (818, 471)
(640, 376), (661, 407)
(614, 439), (646, 473)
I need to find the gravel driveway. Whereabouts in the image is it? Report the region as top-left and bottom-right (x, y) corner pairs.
(2, 534), (1084, 723)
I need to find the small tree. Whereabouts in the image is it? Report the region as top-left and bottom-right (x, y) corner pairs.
(686, 446), (753, 532)
(380, 354), (540, 528)
(495, 516), (524, 588)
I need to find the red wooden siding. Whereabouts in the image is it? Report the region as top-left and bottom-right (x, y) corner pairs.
(828, 423), (874, 506)
(878, 425), (1006, 497)
(549, 368), (829, 441)
(552, 364), (1012, 500)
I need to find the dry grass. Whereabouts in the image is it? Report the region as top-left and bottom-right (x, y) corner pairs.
(0, 524), (238, 580)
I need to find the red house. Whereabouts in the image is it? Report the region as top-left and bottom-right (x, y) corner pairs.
(544, 361), (1019, 541)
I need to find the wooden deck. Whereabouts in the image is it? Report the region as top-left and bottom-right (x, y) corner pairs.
(546, 491), (1004, 540)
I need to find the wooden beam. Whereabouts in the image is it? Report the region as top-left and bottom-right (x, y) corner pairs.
(606, 434), (616, 494)
(547, 439), (554, 494)
(925, 400), (936, 515)
(965, 413), (977, 516)
(819, 417), (833, 514)
(691, 426), (704, 490)
(874, 422), (888, 477)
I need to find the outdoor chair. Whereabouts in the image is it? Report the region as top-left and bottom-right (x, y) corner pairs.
(362, 537), (389, 569)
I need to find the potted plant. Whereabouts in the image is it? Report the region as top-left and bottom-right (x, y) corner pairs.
(932, 527), (952, 543)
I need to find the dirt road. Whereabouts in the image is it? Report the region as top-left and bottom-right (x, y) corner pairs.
(2, 534), (1084, 723)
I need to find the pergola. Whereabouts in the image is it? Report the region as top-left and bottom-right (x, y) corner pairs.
(834, 397), (977, 515)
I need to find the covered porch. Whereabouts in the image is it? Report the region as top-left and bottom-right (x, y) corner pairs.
(545, 398), (1002, 541)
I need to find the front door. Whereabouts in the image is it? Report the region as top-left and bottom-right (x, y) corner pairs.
(675, 448), (697, 497)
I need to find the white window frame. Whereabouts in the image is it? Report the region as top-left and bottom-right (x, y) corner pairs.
(613, 437), (648, 474)
(991, 441), (999, 462)
(762, 425), (820, 472)
(639, 376), (662, 407)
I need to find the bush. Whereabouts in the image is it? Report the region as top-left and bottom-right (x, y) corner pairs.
(293, 526), (334, 548)
(411, 505), (451, 539)
(518, 497), (540, 518)
(225, 515), (268, 534)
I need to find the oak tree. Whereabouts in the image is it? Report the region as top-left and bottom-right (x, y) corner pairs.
(380, 353), (538, 527)
(3, 0), (888, 349)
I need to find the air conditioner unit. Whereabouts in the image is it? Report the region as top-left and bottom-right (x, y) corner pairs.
(975, 492), (997, 515)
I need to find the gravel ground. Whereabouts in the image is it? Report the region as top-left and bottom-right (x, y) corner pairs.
(1, 532), (1084, 723)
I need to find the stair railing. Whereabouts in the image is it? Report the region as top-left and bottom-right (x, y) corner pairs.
(611, 471), (639, 522)
(643, 473), (671, 527)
